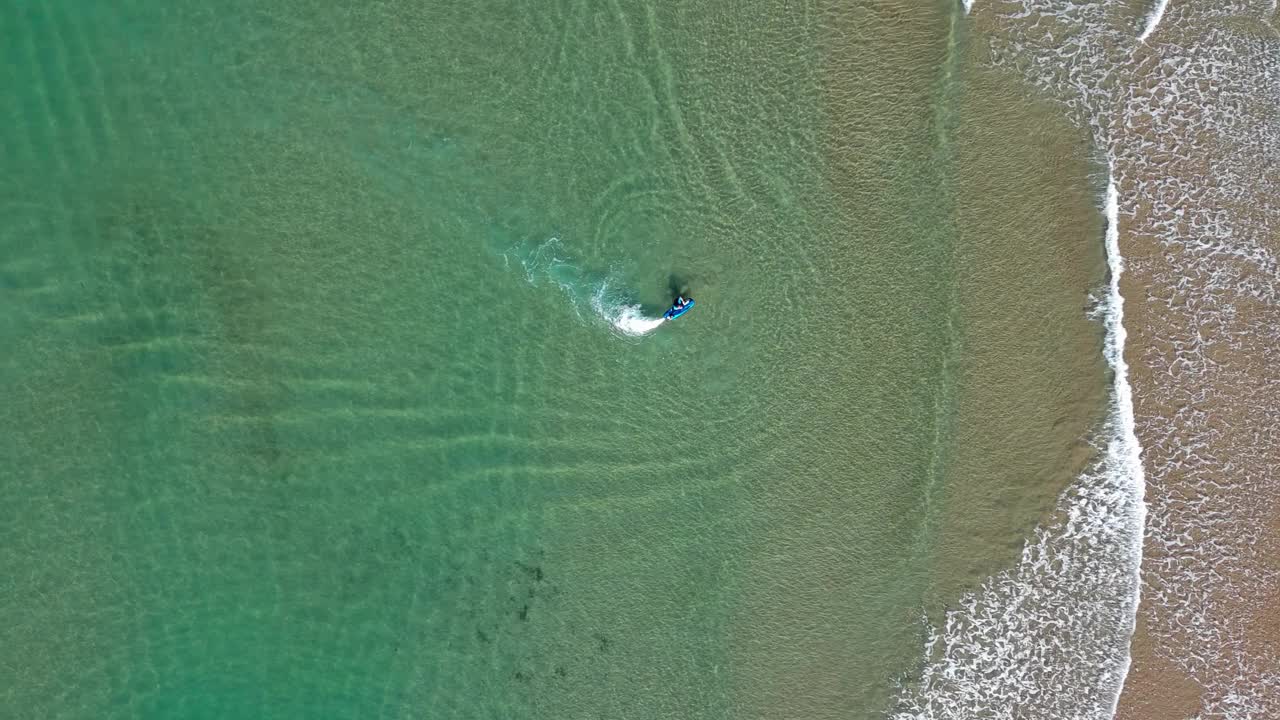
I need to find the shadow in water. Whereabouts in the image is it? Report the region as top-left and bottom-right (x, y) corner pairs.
(666, 273), (692, 302)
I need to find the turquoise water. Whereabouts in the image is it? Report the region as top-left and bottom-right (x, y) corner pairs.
(1, 2), (1106, 718)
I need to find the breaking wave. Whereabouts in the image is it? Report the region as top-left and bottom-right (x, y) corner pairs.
(897, 0), (1280, 716)
(890, 169), (1146, 720)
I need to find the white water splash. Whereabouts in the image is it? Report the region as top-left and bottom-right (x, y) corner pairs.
(507, 236), (669, 337)
(1138, 0), (1170, 42)
(962, 0), (974, 15)
(590, 284), (667, 337)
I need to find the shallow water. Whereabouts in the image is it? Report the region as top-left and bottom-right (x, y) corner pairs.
(0, 2), (1108, 718)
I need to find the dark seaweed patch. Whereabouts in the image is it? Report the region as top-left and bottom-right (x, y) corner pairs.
(514, 561), (544, 582)
(592, 632), (610, 653)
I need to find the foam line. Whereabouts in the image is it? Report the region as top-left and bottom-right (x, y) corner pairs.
(1100, 165), (1149, 716)
(1137, 0), (1169, 42)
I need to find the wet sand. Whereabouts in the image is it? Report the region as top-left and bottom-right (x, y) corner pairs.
(1112, 150), (1280, 720)
(1109, 8), (1280, 719)
(1113, 195), (1280, 720)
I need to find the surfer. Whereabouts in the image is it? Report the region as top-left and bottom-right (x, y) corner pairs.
(663, 294), (695, 320)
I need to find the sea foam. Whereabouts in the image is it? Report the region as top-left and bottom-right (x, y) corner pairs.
(1099, 168), (1148, 717)
(1137, 0), (1170, 42)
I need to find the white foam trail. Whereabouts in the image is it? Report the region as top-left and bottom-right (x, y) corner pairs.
(1100, 166), (1148, 717)
(1137, 0), (1169, 42)
(589, 285), (666, 337)
(961, 0), (973, 14)
(508, 237), (669, 337)
(608, 305), (668, 336)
